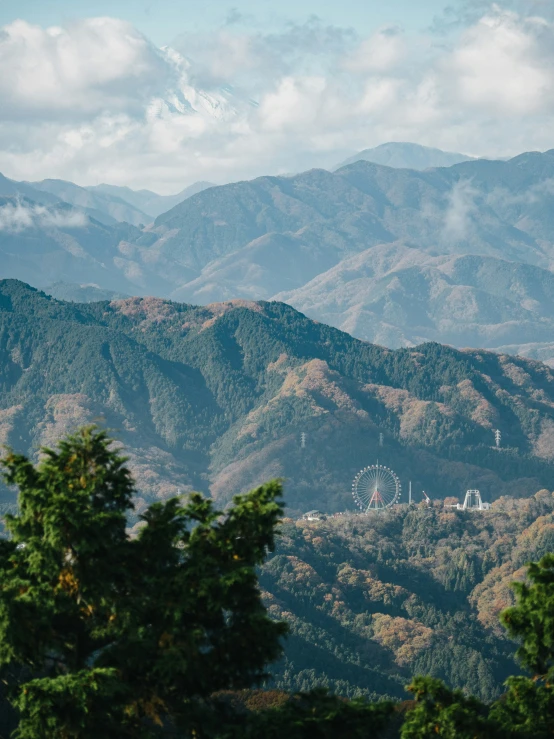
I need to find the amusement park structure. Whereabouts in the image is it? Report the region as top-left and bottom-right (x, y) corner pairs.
(349, 440), (488, 514)
(350, 462), (436, 513)
(446, 489), (491, 511)
(351, 463), (401, 512)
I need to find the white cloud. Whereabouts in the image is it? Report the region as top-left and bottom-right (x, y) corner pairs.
(258, 76), (329, 131)
(173, 18), (356, 91)
(342, 28), (406, 73)
(443, 180), (480, 240)
(486, 177), (554, 208)
(444, 9), (552, 115)
(0, 201), (88, 232)
(0, 18), (170, 120)
(0, 8), (554, 192)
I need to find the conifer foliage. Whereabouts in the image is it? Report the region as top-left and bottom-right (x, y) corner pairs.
(0, 427), (288, 737)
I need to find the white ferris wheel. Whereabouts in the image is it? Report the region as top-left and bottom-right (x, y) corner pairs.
(352, 463), (401, 512)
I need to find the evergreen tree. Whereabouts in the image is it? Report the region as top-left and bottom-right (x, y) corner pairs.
(0, 426), (287, 737)
(401, 677), (499, 739)
(402, 553), (554, 738)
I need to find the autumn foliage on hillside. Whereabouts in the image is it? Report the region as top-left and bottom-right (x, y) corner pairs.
(260, 491), (554, 701)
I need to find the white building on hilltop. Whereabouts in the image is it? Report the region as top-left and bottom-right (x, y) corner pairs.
(302, 510), (325, 521)
(446, 490), (491, 511)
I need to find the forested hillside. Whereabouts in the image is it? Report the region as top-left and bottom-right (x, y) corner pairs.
(2, 280), (554, 518)
(262, 491), (554, 702)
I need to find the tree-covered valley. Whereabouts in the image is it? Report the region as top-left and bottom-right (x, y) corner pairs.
(0, 425), (553, 737)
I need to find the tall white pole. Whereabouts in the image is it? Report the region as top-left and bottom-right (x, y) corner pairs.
(409, 481), (412, 505)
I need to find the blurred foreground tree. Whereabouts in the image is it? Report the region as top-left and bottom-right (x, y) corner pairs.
(0, 427), (289, 737)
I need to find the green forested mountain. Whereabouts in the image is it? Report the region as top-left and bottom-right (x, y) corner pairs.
(1, 279), (554, 519)
(261, 491), (554, 701)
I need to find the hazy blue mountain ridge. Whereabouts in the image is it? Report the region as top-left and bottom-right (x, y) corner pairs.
(87, 180), (216, 218)
(29, 179), (151, 226)
(4, 150), (554, 362)
(275, 244), (554, 361)
(335, 141), (475, 170)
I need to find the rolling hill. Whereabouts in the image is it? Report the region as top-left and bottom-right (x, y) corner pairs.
(274, 245), (554, 362)
(2, 279), (554, 519)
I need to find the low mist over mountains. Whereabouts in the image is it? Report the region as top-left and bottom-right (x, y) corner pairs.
(2, 279), (554, 517)
(0, 173), (215, 228)
(4, 145), (554, 362)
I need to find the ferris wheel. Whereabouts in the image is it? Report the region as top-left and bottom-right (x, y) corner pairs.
(352, 464), (401, 512)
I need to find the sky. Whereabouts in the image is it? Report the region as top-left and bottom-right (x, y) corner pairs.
(0, 0), (453, 45)
(0, 0), (553, 192)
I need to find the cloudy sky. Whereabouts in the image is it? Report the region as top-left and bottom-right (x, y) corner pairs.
(0, 0), (553, 193)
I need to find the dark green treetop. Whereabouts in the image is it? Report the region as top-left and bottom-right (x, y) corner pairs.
(402, 553), (554, 738)
(500, 552), (554, 678)
(0, 426), (287, 737)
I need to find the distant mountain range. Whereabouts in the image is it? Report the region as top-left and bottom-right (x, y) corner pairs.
(275, 245), (554, 361)
(1, 279), (554, 514)
(335, 142), (475, 170)
(0, 172), (215, 228)
(85, 181), (216, 219)
(3, 146), (554, 363)
(27, 179), (151, 227)
(143, 148), (554, 362)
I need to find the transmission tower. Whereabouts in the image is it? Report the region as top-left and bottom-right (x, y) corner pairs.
(494, 429), (501, 448)
(300, 432), (307, 449)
